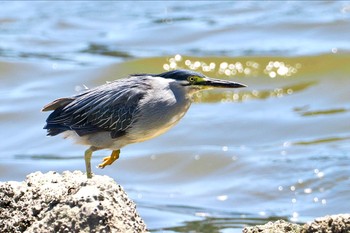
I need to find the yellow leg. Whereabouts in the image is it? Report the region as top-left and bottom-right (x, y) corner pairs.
(98, 149), (120, 169)
(84, 146), (98, 179)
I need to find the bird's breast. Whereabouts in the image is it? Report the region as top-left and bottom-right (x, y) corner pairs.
(126, 79), (192, 143)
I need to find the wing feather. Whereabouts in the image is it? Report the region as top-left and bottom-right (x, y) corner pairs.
(44, 77), (150, 138)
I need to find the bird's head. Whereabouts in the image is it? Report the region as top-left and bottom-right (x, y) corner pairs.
(156, 69), (246, 91)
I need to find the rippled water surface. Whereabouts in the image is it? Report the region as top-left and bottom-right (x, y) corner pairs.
(0, 2), (349, 232)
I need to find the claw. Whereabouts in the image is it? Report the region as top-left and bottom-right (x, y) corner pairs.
(98, 150), (120, 169)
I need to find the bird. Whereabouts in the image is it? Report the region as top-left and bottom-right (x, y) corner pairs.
(42, 69), (246, 178)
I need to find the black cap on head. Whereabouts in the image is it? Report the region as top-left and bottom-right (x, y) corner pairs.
(157, 69), (206, 81)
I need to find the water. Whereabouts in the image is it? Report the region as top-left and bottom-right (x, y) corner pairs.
(0, 1), (350, 232)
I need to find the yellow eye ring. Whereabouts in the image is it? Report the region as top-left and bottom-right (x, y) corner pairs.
(188, 76), (196, 82)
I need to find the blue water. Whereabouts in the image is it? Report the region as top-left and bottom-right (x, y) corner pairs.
(0, 1), (350, 232)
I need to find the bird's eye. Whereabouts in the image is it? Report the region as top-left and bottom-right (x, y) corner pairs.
(188, 76), (196, 83)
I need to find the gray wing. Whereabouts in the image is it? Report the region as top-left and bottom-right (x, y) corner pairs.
(45, 77), (150, 138)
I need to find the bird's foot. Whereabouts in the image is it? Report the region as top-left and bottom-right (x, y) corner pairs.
(86, 171), (93, 179)
(98, 156), (113, 168)
(98, 149), (120, 169)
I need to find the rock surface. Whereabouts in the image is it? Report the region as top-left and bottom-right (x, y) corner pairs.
(0, 171), (147, 233)
(1, 171), (348, 233)
(302, 214), (350, 233)
(242, 220), (302, 233)
(243, 214), (350, 233)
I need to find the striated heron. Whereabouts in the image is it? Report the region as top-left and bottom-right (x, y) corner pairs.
(42, 69), (246, 178)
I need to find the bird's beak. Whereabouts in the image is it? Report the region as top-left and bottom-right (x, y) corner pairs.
(200, 77), (247, 88)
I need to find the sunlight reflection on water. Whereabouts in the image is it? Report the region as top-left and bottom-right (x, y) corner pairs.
(1, 1), (350, 232)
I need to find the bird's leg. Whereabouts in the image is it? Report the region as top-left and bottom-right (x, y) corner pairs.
(84, 146), (98, 179)
(98, 149), (120, 169)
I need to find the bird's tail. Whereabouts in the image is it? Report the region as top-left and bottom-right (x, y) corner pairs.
(42, 97), (75, 136)
(44, 126), (67, 136)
